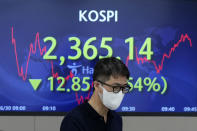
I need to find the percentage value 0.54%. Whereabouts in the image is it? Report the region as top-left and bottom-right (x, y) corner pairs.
(128, 76), (167, 95)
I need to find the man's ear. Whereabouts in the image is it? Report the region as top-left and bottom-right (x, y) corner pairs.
(93, 81), (100, 91)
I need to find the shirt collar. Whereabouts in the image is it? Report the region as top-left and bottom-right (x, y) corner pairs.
(84, 100), (114, 119)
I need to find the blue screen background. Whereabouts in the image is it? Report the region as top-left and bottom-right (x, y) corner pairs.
(0, 0), (196, 113)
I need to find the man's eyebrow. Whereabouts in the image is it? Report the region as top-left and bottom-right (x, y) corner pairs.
(112, 83), (128, 86)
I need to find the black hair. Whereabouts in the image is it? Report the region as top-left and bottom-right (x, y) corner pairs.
(93, 57), (130, 82)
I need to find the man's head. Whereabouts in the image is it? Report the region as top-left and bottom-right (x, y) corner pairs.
(92, 57), (130, 110)
(93, 57), (129, 83)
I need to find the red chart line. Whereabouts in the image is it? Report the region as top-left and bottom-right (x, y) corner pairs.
(11, 27), (73, 81)
(11, 27), (192, 104)
(75, 82), (93, 105)
(126, 33), (192, 73)
(11, 27), (88, 104)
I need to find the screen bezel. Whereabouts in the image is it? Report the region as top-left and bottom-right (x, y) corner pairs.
(0, 112), (197, 116)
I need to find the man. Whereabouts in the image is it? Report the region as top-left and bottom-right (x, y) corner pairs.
(60, 57), (130, 131)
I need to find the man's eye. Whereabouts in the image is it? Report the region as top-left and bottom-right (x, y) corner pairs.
(113, 86), (120, 89)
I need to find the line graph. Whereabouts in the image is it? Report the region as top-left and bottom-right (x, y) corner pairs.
(11, 27), (88, 104)
(11, 27), (192, 105)
(11, 27), (73, 81)
(126, 33), (192, 73)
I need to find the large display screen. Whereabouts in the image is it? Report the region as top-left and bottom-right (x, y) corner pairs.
(0, 0), (197, 115)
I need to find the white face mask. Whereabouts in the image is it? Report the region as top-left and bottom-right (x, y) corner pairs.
(98, 85), (125, 110)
